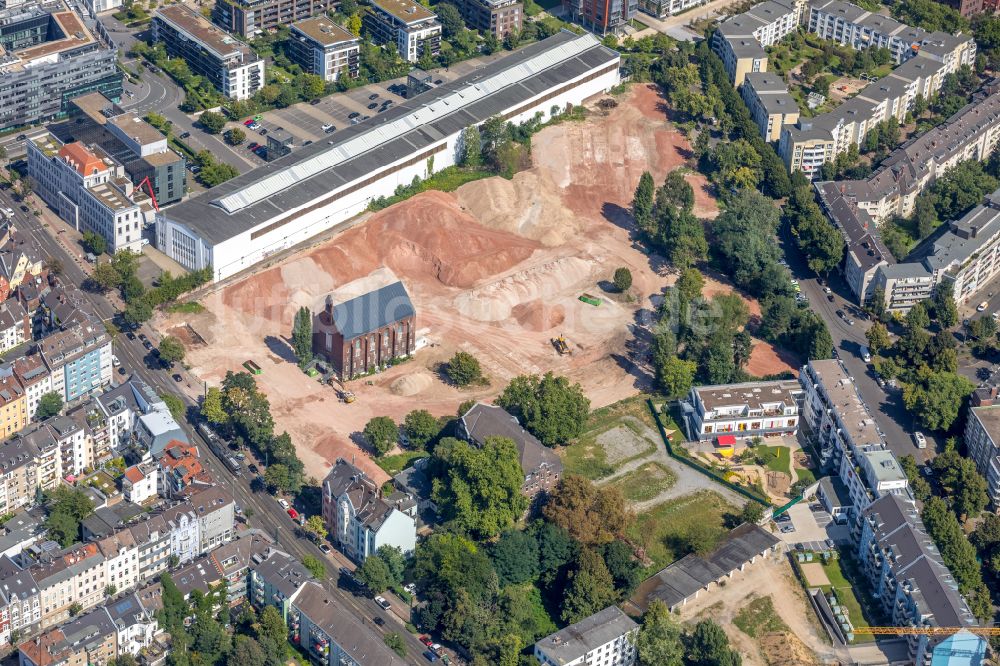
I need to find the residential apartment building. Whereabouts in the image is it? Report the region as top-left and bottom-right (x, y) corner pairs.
(288, 581), (408, 665)
(248, 547), (313, 620)
(0, 432), (60, 516)
(121, 464), (158, 504)
(0, 555), (40, 636)
(455, 0), (521, 37)
(680, 379), (802, 442)
(211, 0), (335, 37)
(741, 72), (800, 142)
(208, 530), (273, 606)
(152, 5), (265, 100)
(458, 403), (563, 497)
(49, 92), (187, 208)
(534, 606), (639, 666)
(562, 0), (636, 34)
(964, 401), (1000, 508)
(0, 371), (27, 439)
(858, 494), (981, 665)
(287, 17), (359, 82)
(0, 3), (122, 132)
(363, 0), (441, 63)
(37, 319), (112, 403)
(18, 600), (117, 666)
(321, 458), (417, 562)
(0, 300), (29, 355)
(711, 0), (798, 86)
(158, 441), (207, 497)
(32, 542), (108, 629)
(799, 359), (907, 524)
(638, 0), (703, 19)
(27, 136), (146, 254)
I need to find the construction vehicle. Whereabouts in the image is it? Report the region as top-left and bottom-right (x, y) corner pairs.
(551, 335), (571, 355)
(327, 376), (356, 403)
(340, 390), (356, 404)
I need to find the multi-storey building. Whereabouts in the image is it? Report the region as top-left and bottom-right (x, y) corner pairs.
(680, 379), (802, 441)
(288, 581), (408, 665)
(121, 463), (158, 504)
(18, 599), (117, 666)
(711, 0), (799, 86)
(248, 547), (313, 620)
(0, 555), (40, 636)
(158, 440), (207, 497)
(38, 319), (112, 403)
(363, 0), (441, 63)
(455, 0), (521, 37)
(741, 72), (800, 142)
(799, 359), (907, 525)
(0, 300), (29, 355)
(964, 401), (1000, 509)
(562, 0), (636, 34)
(27, 135), (146, 254)
(211, 0), (335, 37)
(0, 3), (122, 132)
(208, 530), (273, 606)
(287, 17), (359, 82)
(321, 458), (416, 562)
(858, 494), (982, 665)
(0, 370), (26, 439)
(152, 5), (265, 100)
(32, 542), (107, 628)
(638, 0), (703, 19)
(534, 606), (639, 666)
(459, 403), (563, 498)
(50, 92), (187, 208)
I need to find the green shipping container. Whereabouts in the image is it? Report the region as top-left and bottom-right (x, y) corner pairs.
(579, 293), (602, 306)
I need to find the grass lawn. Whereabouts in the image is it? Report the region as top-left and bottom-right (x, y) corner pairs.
(561, 395), (661, 480)
(626, 490), (737, 571)
(733, 595), (789, 638)
(817, 554), (880, 644)
(756, 445), (791, 474)
(166, 301), (205, 314)
(612, 462), (677, 503)
(375, 450), (426, 477)
(371, 166), (494, 210)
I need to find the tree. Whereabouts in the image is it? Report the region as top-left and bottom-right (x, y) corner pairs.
(686, 619), (742, 666)
(865, 321), (890, 354)
(291, 306), (312, 366)
(459, 125), (482, 167)
(613, 267), (633, 292)
(199, 110), (226, 134)
(490, 530), (540, 586)
(81, 230), (108, 256)
(601, 540), (642, 597)
(432, 436), (527, 539)
(739, 501), (765, 525)
(436, 2), (464, 36)
(228, 636), (266, 666)
(543, 474), (628, 545)
(256, 605), (288, 648)
(903, 371), (974, 431)
(158, 336), (185, 366)
(375, 545), (406, 587)
(224, 127), (246, 145)
(933, 282), (959, 329)
(922, 496), (993, 621)
(403, 409), (441, 449)
(347, 12), (362, 35)
(301, 554), (325, 579)
(383, 633), (406, 657)
(45, 510), (80, 548)
(933, 450), (989, 521)
(561, 548), (617, 624)
(105, 584), (118, 597)
(363, 416), (398, 456)
(632, 171), (656, 234)
(636, 600), (684, 666)
(303, 515), (327, 541)
(496, 372), (591, 447)
(446, 351), (483, 386)
(36, 392), (63, 420)
(201, 386), (228, 425)
(160, 393), (184, 421)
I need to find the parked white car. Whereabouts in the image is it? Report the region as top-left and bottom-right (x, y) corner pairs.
(914, 432), (927, 449)
(374, 596), (391, 610)
(277, 498), (290, 509)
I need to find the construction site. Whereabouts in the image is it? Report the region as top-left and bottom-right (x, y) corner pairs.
(155, 84), (797, 484)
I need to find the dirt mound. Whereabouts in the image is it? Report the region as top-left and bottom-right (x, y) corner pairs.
(456, 171), (584, 246)
(390, 372), (434, 396)
(758, 632), (818, 666)
(512, 301), (565, 330)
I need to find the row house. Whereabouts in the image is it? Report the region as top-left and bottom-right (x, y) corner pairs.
(158, 441), (208, 498)
(11, 356), (51, 425)
(0, 555), (40, 639)
(0, 432), (60, 517)
(31, 543), (107, 629)
(321, 458), (417, 562)
(37, 319), (112, 404)
(0, 299), (30, 356)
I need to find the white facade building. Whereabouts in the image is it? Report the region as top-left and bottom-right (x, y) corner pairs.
(680, 379), (802, 441)
(156, 31), (621, 282)
(534, 606), (639, 666)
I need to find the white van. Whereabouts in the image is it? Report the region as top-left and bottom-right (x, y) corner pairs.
(861, 346), (872, 363)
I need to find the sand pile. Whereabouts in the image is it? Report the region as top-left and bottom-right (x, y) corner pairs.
(390, 371), (434, 396)
(456, 171), (584, 246)
(512, 302), (566, 331)
(453, 256), (594, 322)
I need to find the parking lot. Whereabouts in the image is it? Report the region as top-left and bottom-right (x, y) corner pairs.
(774, 502), (851, 550)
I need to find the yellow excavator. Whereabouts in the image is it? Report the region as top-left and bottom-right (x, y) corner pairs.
(551, 335), (571, 355)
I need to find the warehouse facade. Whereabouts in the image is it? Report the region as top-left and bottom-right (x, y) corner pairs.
(155, 31), (621, 282)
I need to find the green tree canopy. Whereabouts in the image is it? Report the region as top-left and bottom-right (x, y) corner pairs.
(446, 351), (483, 386)
(636, 600), (684, 666)
(542, 474), (628, 545)
(363, 416), (398, 457)
(158, 336), (185, 366)
(496, 372), (591, 447)
(403, 409), (441, 449)
(36, 392), (63, 420)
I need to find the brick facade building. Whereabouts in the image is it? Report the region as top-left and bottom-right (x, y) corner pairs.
(312, 281), (416, 379)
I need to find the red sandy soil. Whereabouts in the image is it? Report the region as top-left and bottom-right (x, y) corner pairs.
(158, 85), (733, 483)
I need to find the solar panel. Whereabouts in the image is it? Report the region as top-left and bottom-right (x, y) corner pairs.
(212, 32), (602, 214)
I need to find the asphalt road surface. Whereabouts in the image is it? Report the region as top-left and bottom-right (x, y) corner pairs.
(0, 184), (429, 662)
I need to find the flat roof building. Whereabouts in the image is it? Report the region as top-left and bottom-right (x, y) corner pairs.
(534, 606), (638, 666)
(0, 2), (121, 131)
(454, 0), (522, 38)
(287, 17), (359, 82)
(155, 31), (620, 282)
(152, 5), (264, 100)
(964, 401), (1000, 509)
(211, 0), (335, 37)
(680, 378), (802, 442)
(363, 0), (441, 63)
(711, 0), (799, 86)
(741, 72), (799, 142)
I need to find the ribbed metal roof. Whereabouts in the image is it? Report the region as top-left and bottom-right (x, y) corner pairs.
(212, 32), (601, 214)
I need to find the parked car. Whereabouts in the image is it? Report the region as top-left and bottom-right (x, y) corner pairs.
(180, 132), (191, 139)
(243, 119), (254, 126)
(172, 374), (182, 383)
(373, 616), (385, 626)
(374, 596), (390, 610)
(258, 128), (268, 135)
(836, 309), (846, 319)
(310, 98), (321, 105)
(827, 294), (835, 302)
(287, 507), (299, 521)
(403, 583), (416, 594)
(367, 102), (378, 109)
(319, 544), (331, 554)
(142, 340), (153, 351)
(278, 498), (290, 509)
(369, 93), (379, 100)
(914, 431), (927, 449)
(979, 301), (990, 312)
(922, 465), (934, 476)
(420, 636), (434, 647)
(247, 142), (259, 150)
(423, 651), (439, 662)
(348, 112), (360, 119)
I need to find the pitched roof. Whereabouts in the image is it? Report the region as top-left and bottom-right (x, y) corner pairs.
(460, 403), (562, 479)
(327, 280), (415, 340)
(57, 142), (106, 177)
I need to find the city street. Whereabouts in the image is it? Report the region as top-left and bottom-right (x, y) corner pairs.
(778, 229), (936, 463)
(0, 182), (430, 661)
